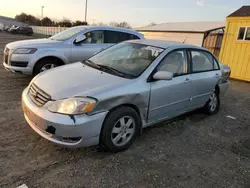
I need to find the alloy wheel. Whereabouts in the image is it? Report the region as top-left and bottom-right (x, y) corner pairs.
(40, 63), (57, 72)
(111, 116), (135, 147)
(209, 92), (218, 112)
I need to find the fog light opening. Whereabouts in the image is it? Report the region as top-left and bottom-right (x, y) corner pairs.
(62, 136), (82, 143)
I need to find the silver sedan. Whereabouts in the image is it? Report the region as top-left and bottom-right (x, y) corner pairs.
(22, 40), (230, 152)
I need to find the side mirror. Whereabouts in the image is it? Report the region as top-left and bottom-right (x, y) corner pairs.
(74, 35), (86, 44)
(153, 71), (173, 81)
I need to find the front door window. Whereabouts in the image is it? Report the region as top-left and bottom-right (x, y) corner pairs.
(84, 30), (104, 44)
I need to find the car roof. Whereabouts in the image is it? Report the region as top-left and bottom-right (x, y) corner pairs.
(127, 39), (203, 49)
(74, 25), (143, 36)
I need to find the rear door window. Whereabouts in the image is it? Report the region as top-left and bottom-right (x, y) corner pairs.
(105, 31), (139, 43)
(190, 50), (217, 73)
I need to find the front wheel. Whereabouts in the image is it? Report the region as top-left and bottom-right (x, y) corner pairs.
(100, 107), (141, 152)
(203, 90), (220, 115)
(33, 59), (60, 75)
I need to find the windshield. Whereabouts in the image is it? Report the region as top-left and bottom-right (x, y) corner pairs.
(50, 27), (87, 41)
(86, 42), (164, 78)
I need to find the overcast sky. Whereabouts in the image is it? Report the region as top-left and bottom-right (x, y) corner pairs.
(1, 0), (249, 27)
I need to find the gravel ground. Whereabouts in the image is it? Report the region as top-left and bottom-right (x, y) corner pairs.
(0, 32), (250, 188)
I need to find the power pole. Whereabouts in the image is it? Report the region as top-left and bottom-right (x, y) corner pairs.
(41, 6), (44, 26)
(85, 0), (88, 22)
(41, 6), (44, 19)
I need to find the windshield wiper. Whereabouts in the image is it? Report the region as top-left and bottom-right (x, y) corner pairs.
(96, 64), (136, 79)
(82, 59), (101, 69)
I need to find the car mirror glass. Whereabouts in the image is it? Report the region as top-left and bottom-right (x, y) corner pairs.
(74, 35), (86, 44)
(153, 71), (173, 80)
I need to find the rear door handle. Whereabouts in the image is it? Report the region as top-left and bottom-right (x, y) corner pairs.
(184, 78), (192, 84)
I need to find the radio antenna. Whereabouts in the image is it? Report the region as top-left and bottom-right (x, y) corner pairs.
(183, 29), (193, 43)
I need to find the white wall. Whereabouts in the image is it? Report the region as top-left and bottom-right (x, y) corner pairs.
(139, 31), (204, 47)
(31, 26), (69, 35)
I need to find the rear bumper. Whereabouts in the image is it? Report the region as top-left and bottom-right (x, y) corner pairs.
(219, 81), (229, 96)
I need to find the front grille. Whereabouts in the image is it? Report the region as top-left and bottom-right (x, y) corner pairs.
(28, 84), (51, 107)
(10, 61), (28, 67)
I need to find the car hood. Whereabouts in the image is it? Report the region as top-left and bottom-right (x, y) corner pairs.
(32, 62), (131, 99)
(6, 38), (61, 49)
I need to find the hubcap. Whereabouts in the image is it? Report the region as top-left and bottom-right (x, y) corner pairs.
(40, 63), (57, 72)
(209, 92), (217, 111)
(111, 116), (135, 147)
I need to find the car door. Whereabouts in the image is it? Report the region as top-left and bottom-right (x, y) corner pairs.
(70, 30), (108, 63)
(17, 27), (23, 34)
(188, 49), (221, 109)
(148, 49), (192, 123)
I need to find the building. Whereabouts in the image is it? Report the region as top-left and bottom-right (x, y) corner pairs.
(219, 6), (250, 82)
(0, 15), (28, 27)
(136, 21), (225, 56)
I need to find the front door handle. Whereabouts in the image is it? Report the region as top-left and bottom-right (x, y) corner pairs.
(215, 73), (220, 78)
(184, 78), (192, 84)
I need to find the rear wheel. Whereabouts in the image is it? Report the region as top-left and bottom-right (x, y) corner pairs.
(203, 90), (220, 115)
(100, 107), (141, 152)
(33, 59), (61, 75)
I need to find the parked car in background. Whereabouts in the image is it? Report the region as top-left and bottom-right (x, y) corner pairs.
(22, 40), (230, 152)
(9, 26), (33, 36)
(3, 25), (11, 31)
(3, 26), (144, 75)
(8, 25), (19, 31)
(0, 23), (4, 31)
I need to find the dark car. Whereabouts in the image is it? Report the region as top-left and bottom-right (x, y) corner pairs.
(9, 26), (33, 36)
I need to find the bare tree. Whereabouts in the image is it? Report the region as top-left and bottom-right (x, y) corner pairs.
(149, 22), (156, 26)
(73, 20), (88, 26)
(109, 21), (131, 29)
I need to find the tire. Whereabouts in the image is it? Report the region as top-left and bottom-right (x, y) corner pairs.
(33, 59), (61, 75)
(100, 107), (141, 152)
(27, 32), (32, 36)
(203, 90), (220, 115)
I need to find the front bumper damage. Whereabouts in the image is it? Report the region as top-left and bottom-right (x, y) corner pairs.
(22, 87), (108, 148)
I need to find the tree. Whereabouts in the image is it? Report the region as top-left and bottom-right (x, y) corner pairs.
(41, 17), (53, 26)
(109, 21), (119, 27)
(72, 20), (88, 26)
(109, 21), (131, 29)
(58, 19), (72, 27)
(15, 13), (41, 26)
(97, 22), (107, 26)
(149, 22), (156, 26)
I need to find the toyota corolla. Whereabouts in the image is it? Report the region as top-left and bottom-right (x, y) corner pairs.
(22, 40), (230, 152)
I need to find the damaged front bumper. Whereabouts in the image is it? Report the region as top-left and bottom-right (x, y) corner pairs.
(21, 87), (108, 148)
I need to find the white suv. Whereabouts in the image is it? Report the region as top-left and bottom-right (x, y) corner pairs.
(3, 26), (144, 75)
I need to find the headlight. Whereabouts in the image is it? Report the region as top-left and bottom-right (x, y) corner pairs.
(14, 48), (37, 54)
(47, 97), (97, 115)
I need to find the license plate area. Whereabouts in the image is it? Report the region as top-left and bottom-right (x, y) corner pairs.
(22, 101), (53, 137)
